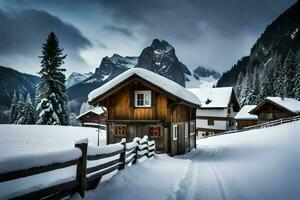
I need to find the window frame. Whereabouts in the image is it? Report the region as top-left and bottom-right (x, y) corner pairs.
(173, 124), (178, 141)
(207, 119), (214, 126)
(185, 123), (189, 138)
(134, 90), (152, 107)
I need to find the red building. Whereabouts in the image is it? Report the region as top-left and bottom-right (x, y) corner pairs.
(76, 107), (106, 128)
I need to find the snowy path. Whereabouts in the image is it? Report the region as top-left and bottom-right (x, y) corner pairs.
(72, 121), (300, 200)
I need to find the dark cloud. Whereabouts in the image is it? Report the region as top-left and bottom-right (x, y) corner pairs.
(0, 0), (297, 72)
(0, 8), (92, 73)
(0, 9), (92, 55)
(104, 25), (135, 39)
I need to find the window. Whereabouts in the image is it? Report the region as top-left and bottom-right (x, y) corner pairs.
(208, 119), (214, 126)
(135, 91), (151, 107)
(173, 125), (178, 140)
(185, 123), (189, 138)
(267, 113), (273, 120)
(115, 125), (126, 136)
(149, 126), (161, 137)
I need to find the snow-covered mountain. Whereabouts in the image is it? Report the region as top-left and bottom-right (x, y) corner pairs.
(217, 1), (300, 106)
(185, 66), (220, 88)
(68, 40), (220, 114)
(66, 72), (93, 88)
(136, 39), (190, 87)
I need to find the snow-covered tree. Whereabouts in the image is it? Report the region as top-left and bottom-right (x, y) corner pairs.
(294, 50), (300, 100)
(9, 91), (18, 124)
(36, 98), (59, 125)
(37, 32), (68, 125)
(22, 94), (35, 124)
(16, 95), (25, 124)
(283, 49), (296, 98)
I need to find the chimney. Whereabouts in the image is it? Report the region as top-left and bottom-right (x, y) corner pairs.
(280, 92), (284, 100)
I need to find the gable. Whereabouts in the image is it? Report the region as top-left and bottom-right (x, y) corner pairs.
(250, 100), (294, 115)
(88, 68), (200, 107)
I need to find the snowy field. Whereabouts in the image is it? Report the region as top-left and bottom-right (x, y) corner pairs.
(0, 125), (106, 199)
(0, 125), (106, 160)
(71, 121), (300, 200)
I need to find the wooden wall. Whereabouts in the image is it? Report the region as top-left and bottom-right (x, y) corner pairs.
(236, 120), (258, 130)
(255, 101), (295, 123)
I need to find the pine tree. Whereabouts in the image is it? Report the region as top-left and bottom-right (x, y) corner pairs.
(294, 50), (300, 100)
(273, 56), (285, 97)
(9, 91), (18, 124)
(16, 95), (25, 124)
(283, 49), (296, 98)
(37, 32), (68, 125)
(36, 98), (59, 125)
(22, 94), (35, 124)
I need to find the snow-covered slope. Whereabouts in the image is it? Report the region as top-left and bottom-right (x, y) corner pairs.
(72, 120), (300, 200)
(66, 72), (93, 88)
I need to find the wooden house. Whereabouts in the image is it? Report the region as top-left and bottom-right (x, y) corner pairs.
(249, 97), (300, 123)
(88, 68), (200, 156)
(76, 107), (106, 128)
(234, 105), (258, 129)
(188, 87), (240, 137)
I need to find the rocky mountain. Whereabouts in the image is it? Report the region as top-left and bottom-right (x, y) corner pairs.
(67, 54), (138, 114)
(68, 40), (221, 114)
(0, 66), (41, 123)
(136, 39), (190, 87)
(66, 72), (93, 88)
(217, 1), (300, 106)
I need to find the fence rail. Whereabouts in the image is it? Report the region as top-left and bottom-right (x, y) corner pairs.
(0, 136), (156, 199)
(222, 115), (300, 135)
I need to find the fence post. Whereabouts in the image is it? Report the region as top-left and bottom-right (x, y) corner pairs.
(133, 139), (139, 164)
(118, 138), (126, 170)
(146, 139), (150, 158)
(75, 140), (88, 198)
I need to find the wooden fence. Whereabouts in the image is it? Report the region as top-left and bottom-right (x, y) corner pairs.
(0, 136), (156, 199)
(222, 115), (300, 135)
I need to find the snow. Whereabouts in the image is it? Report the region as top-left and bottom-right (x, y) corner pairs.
(0, 125), (106, 160)
(72, 120), (300, 200)
(185, 75), (218, 89)
(264, 57), (272, 66)
(188, 87), (233, 108)
(88, 143), (123, 156)
(265, 97), (300, 113)
(0, 148), (81, 174)
(88, 68), (201, 106)
(291, 28), (298, 40)
(234, 105), (258, 120)
(0, 125), (106, 199)
(76, 106), (105, 119)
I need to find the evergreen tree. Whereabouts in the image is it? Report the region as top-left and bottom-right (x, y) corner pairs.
(273, 56), (285, 97)
(294, 50), (300, 100)
(37, 32), (68, 125)
(22, 94), (35, 124)
(9, 91), (18, 124)
(283, 49), (296, 98)
(16, 95), (25, 124)
(36, 98), (59, 125)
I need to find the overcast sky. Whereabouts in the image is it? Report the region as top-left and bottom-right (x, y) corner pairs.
(0, 0), (296, 75)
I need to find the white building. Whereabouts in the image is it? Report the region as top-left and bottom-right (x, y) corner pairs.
(188, 87), (240, 137)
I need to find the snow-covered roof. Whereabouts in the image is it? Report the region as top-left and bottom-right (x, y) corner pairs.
(88, 68), (201, 106)
(188, 87), (234, 108)
(234, 105), (258, 120)
(76, 107), (105, 119)
(265, 97), (300, 113)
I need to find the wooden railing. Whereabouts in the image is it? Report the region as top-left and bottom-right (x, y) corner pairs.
(0, 136), (156, 199)
(222, 115), (300, 135)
